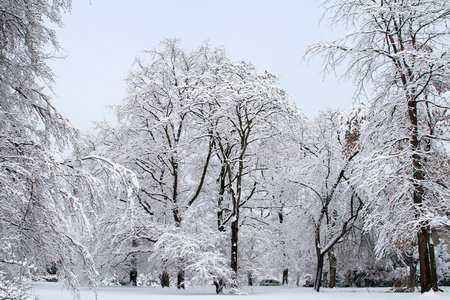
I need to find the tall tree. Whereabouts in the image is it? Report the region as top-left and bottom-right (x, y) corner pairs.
(0, 1), (108, 298)
(308, 0), (449, 292)
(206, 60), (294, 285)
(99, 40), (228, 288)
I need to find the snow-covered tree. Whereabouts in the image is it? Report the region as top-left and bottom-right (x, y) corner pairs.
(204, 59), (296, 286)
(250, 113), (308, 286)
(292, 108), (366, 291)
(151, 209), (233, 289)
(97, 39), (222, 288)
(0, 1), (144, 297)
(307, 0), (449, 292)
(0, 0), (105, 297)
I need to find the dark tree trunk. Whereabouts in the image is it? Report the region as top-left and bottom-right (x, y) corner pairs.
(408, 99), (436, 293)
(328, 250), (337, 288)
(282, 269), (289, 285)
(217, 164), (227, 232)
(130, 239), (138, 286)
(161, 271), (170, 288)
(129, 269), (137, 286)
(214, 279), (224, 294)
(418, 229), (432, 292)
(248, 272), (253, 286)
(177, 269), (185, 289)
(314, 254), (324, 292)
(231, 219), (239, 275)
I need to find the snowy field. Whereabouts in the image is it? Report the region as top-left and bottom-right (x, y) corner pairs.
(31, 282), (450, 300)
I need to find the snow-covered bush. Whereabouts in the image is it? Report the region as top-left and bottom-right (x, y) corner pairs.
(152, 216), (233, 287)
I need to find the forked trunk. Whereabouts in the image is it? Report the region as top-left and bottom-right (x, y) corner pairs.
(409, 99), (436, 293)
(214, 278), (224, 294)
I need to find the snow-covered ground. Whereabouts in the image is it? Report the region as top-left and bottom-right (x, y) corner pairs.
(31, 282), (450, 300)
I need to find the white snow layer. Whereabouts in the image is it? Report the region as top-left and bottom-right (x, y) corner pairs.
(31, 282), (449, 300)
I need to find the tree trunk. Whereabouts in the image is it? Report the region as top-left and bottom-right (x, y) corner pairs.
(214, 279), (224, 294)
(428, 231), (438, 291)
(231, 219), (239, 276)
(328, 250), (337, 288)
(282, 269), (289, 285)
(130, 239), (138, 286)
(161, 271), (170, 288)
(408, 98), (434, 293)
(129, 269), (137, 286)
(217, 165), (226, 232)
(418, 228), (432, 292)
(177, 269), (185, 289)
(248, 271), (253, 286)
(314, 254), (324, 292)
(407, 253), (417, 290)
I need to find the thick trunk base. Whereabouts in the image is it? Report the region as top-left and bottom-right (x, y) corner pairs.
(129, 269), (137, 286)
(160, 271), (170, 288)
(329, 251), (337, 288)
(177, 269), (185, 289)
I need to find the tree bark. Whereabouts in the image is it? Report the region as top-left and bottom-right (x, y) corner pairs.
(161, 271), (170, 288)
(217, 164), (227, 232)
(314, 254), (324, 292)
(428, 230), (439, 291)
(177, 269), (185, 289)
(328, 250), (337, 288)
(231, 219), (239, 275)
(129, 269), (137, 286)
(409, 99), (434, 293)
(406, 253), (417, 290)
(418, 228), (432, 292)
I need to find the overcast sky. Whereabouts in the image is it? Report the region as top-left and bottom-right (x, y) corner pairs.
(49, 0), (357, 131)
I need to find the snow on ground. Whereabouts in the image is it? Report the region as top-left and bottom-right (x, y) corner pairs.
(31, 282), (450, 300)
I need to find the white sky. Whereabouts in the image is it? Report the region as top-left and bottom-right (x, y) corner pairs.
(49, 0), (357, 131)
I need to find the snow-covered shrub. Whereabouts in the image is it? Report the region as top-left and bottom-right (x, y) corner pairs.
(151, 215), (233, 287)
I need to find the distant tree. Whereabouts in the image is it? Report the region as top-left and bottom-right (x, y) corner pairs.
(307, 0), (450, 292)
(253, 114), (307, 286)
(293, 108), (365, 292)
